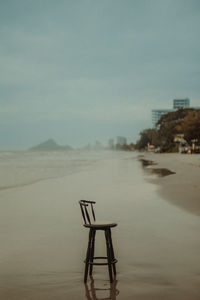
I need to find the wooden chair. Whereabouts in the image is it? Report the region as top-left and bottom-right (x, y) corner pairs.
(79, 200), (118, 283)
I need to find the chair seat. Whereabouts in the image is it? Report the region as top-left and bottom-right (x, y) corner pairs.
(84, 220), (117, 228)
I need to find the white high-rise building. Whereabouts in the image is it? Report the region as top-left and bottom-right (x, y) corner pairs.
(152, 109), (173, 127)
(173, 98), (190, 109)
(116, 136), (127, 146)
(152, 98), (190, 127)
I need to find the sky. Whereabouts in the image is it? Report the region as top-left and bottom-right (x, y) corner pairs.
(0, 0), (200, 149)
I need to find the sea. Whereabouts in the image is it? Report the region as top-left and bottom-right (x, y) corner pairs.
(0, 150), (199, 300)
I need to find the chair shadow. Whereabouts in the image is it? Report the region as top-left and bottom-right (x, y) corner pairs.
(84, 277), (119, 300)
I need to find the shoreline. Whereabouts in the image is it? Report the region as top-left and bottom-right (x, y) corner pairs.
(0, 152), (200, 299)
(139, 152), (200, 216)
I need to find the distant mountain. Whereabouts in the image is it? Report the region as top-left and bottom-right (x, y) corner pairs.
(29, 139), (73, 151)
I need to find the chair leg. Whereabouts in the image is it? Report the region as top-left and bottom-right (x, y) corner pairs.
(84, 228), (93, 283)
(105, 229), (113, 283)
(89, 229), (96, 276)
(108, 228), (116, 276)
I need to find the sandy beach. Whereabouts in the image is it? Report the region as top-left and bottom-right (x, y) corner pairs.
(140, 152), (200, 216)
(0, 151), (200, 300)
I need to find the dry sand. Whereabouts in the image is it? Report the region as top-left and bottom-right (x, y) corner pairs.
(0, 152), (200, 300)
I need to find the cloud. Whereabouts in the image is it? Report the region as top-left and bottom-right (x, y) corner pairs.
(0, 0), (200, 148)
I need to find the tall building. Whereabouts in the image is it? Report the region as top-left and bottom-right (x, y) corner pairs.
(152, 109), (173, 127)
(173, 98), (190, 109)
(152, 98), (190, 127)
(116, 136), (127, 146)
(108, 139), (115, 149)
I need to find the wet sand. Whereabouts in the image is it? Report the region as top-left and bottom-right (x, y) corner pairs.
(0, 152), (200, 299)
(140, 152), (200, 216)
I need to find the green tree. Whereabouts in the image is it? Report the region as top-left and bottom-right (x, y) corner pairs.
(136, 108), (200, 152)
(156, 108), (193, 152)
(176, 110), (200, 145)
(136, 128), (159, 150)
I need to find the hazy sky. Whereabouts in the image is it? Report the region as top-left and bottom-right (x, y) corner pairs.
(0, 0), (200, 149)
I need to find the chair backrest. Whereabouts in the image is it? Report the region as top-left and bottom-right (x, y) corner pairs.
(79, 200), (96, 225)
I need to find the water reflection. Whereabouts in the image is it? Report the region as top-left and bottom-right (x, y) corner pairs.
(84, 277), (119, 300)
(139, 158), (175, 177)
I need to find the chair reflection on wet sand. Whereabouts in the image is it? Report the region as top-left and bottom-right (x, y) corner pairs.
(79, 200), (118, 283)
(85, 277), (119, 300)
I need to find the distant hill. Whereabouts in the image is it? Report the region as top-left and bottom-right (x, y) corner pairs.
(29, 139), (73, 151)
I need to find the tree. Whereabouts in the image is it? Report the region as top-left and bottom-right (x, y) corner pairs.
(136, 128), (159, 150)
(176, 110), (200, 145)
(136, 108), (200, 152)
(157, 108), (200, 151)
(156, 108), (195, 152)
